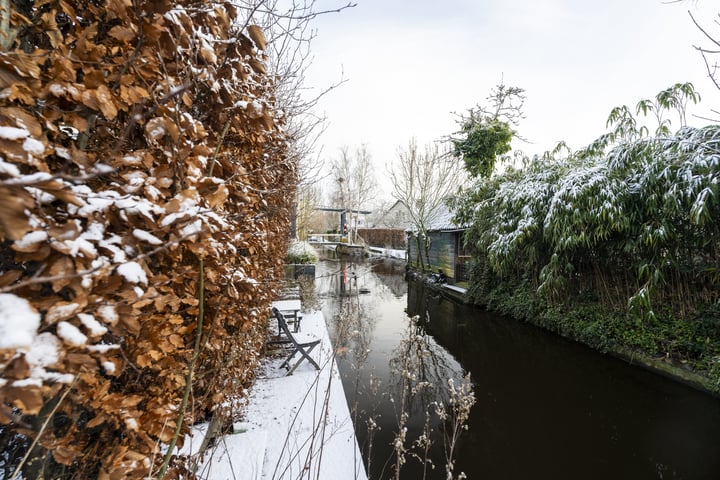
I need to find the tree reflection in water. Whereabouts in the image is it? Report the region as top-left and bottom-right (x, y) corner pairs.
(387, 316), (475, 480)
(317, 258), (475, 479)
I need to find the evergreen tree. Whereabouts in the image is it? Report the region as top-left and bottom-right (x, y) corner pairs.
(451, 83), (525, 177)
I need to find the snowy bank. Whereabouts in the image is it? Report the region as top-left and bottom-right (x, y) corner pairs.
(195, 311), (367, 480)
(367, 246), (406, 260)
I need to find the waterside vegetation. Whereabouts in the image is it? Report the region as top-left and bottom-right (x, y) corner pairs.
(450, 83), (720, 394)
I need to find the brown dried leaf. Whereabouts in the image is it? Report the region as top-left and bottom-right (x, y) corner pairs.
(119, 84), (150, 104)
(248, 58), (266, 75)
(108, 25), (136, 43)
(82, 69), (106, 89)
(199, 42), (217, 64)
(80, 89), (100, 111)
(107, 0), (132, 20)
(207, 184), (229, 208)
(86, 413), (107, 429)
(136, 354), (151, 368)
(0, 270), (22, 287)
(4, 83), (37, 105)
(58, 0), (77, 19)
(47, 256), (74, 291)
(66, 113), (89, 132)
(49, 221), (81, 242)
(168, 334), (184, 348)
(144, 117), (168, 143)
(4, 355), (30, 379)
(120, 395), (143, 408)
(66, 353), (96, 370)
(15, 244), (50, 262)
(181, 91), (192, 107)
(35, 180), (84, 207)
(0, 406), (10, 424)
(7, 386), (44, 414)
(143, 17), (168, 41)
(52, 445), (81, 466)
(0, 138), (30, 163)
(0, 65), (22, 89)
(247, 25), (267, 51)
(46, 301), (81, 324)
(40, 11), (62, 48)
(47, 57), (76, 83)
(74, 25), (106, 63)
(120, 313), (141, 335)
(227, 282), (239, 300)
(0, 186), (34, 241)
(95, 85), (119, 120)
(4, 107), (43, 136)
(0, 52), (41, 80)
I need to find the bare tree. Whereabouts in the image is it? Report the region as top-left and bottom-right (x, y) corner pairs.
(297, 182), (321, 240)
(239, 1), (355, 240)
(389, 138), (467, 270)
(330, 144), (377, 243)
(245, 1), (355, 180)
(688, 9), (720, 119)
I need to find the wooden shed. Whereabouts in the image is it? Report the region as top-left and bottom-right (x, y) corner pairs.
(406, 204), (471, 283)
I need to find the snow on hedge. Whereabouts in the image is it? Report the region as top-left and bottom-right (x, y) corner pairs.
(0, 293), (41, 349)
(459, 124), (720, 310)
(286, 240), (318, 264)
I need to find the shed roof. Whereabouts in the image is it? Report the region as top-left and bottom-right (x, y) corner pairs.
(425, 203), (465, 232)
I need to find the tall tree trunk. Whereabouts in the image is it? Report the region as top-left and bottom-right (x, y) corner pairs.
(423, 234), (432, 272)
(415, 234), (424, 271)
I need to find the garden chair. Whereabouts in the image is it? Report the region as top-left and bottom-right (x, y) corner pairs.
(269, 307), (321, 375)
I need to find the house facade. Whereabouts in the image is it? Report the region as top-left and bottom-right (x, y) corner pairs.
(374, 200), (414, 230)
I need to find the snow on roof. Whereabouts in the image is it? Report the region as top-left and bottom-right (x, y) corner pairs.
(425, 202), (465, 232)
(378, 200), (465, 232)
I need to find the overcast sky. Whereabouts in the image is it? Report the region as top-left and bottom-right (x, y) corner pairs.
(302, 0), (720, 202)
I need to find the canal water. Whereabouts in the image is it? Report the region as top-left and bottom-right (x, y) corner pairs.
(313, 256), (720, 479)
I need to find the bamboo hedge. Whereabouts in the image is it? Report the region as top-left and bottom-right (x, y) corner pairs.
(452, 94), (720, 385)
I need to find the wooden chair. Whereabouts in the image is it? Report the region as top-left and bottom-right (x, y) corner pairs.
(268, 307), (321, 375)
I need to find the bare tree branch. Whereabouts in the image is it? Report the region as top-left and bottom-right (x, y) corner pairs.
(389, 139), (467, 269)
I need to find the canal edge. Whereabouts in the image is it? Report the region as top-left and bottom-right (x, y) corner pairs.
(408, 272), (720, 399)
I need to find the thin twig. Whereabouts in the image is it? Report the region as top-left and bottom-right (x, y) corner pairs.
(156, 258), (205, 479)
(208, 120), (232, 178)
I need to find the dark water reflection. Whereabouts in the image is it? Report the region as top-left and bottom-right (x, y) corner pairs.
(315, 258), (720, 479)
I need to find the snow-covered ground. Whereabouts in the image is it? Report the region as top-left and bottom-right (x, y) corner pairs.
(194, 311), (367, 480)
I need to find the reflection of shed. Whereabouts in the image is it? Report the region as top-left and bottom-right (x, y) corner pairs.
(406, 204), (471, 283)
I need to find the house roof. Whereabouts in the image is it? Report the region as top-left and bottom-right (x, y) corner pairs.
(379, 199), (466, 233)
(375, 200), (414, 229)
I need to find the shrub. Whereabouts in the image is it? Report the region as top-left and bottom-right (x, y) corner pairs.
(286, 240), (318, 264)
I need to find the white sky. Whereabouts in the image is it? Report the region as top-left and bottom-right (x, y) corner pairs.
(303, 0), (720, 203)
